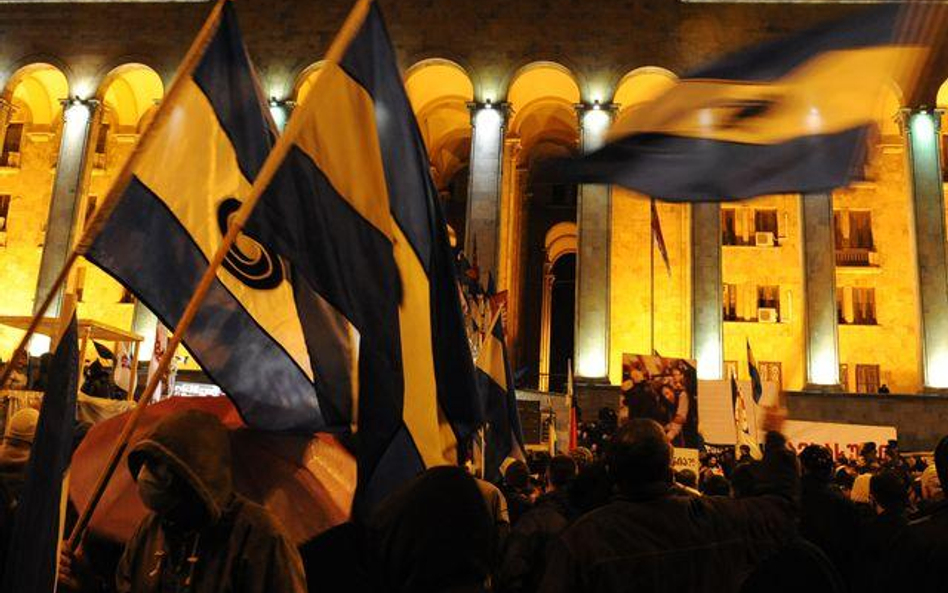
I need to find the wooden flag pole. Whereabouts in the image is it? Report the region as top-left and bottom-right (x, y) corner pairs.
(69, 0), (375, 550)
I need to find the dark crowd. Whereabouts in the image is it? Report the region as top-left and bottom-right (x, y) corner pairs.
(0, 400), (944, 593)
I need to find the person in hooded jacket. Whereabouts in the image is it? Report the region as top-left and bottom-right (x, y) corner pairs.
(61, 409), (306, 593)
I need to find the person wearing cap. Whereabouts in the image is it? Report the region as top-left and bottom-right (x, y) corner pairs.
(0, 407), (39, 580)
(60, 409), (306, 593)
(0, 407), (40, 502)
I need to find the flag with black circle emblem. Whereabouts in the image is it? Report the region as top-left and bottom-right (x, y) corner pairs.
(83, 0), (351, 433)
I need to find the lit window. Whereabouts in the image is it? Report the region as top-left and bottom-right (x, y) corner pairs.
(852, 287), (877, 325)
(754, 209), (778, 235)
(1, 123), (24, 168)
(856, 364), (881, 394)
(723, 283), (738, 321)
(721, 209), (739, 246)
(757, 285), (780, 320)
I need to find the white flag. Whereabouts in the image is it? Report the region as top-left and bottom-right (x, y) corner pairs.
(148, 324), (169, 400)
(113, 342), (133, 394)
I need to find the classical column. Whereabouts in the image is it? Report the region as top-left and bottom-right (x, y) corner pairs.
(0, 97), (13, 147)
(538, 264), (555, 392)
(574, 102), (616, 382)
(465, 101), (508, 280)
(903, 109), (948, 390)
(802, 192), (841, 389)
(34, 98), (96, 317)
(268, 98), (295, 132)
(692, 203), (723, 379)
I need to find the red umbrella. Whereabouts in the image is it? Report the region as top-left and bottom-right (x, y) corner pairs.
(69, 396), (355, 546)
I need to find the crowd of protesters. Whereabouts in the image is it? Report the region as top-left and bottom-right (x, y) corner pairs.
(2, 379), (947, 591)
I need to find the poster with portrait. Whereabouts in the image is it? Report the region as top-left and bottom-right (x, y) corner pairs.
(621, 354), (701, 448)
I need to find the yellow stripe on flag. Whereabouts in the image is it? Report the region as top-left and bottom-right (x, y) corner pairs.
(293, 63), (393, 240)
(131, 77), (314, 380)
(610, 46), (924, 146)
(392, 222), (457, 468)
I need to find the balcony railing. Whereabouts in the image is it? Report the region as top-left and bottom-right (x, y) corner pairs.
(836, 248), (875, 267)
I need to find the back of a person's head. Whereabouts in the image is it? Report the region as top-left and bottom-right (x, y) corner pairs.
(504, 459), (531, 490)
(606, 419), (672, 494)
(702, 474), (731, 496)
(548, 454), (577, 488)
(870, 470), (907, 512)
(731, 462), (759, 498)
(920, 464), (943, 501)
(676, 469), (698, 489)
(935, 435), (948, 492)
(800, 445), (834, 482)
(369, 466), (493, 593)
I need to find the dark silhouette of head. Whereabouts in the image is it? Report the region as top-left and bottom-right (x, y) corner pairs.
(935, 435), (948, 491)
(703, 474), (731, 496)
(606, 419), (672, 495)
(548, 454), (577, 489)
(504, 459), (531, 491)
(870, 470), (907, 512)
(800, 444), (835, 482)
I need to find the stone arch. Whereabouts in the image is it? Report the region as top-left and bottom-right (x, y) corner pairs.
(96, 63), (164, 129)
(2, 63), (70, 127)
(504, 62), (582, 390)
(293, 61), (326, 106)
(404, 58), (475, 248)
(613, 66), (677, 125)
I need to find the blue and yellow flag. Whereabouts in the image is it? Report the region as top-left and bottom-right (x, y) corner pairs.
(476, 309), (526, 483)
(747, 339), (763, 404)
(560, 6), (927, 201)
(83, 0), (345, 432)
(244, 0), (482, 513)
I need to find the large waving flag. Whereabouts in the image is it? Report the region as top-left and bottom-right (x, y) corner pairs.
(1, 314), (78, 593)
(558, 6), (928, 201)
(476, 310), (526, 483)
(82, 0), (347, 432)
(244, 0), (482, 513)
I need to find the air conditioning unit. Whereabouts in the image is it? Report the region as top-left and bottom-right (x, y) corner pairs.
(758, 308), (779, 323)
(755, 232), (775, 247)
(868, 251), (880, 266)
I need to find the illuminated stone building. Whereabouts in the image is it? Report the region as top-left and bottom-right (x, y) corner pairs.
(2, 1), (948, 440)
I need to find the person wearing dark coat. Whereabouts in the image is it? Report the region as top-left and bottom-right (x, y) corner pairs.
(539, 413), (799, 593)
(873, 435), (948, 593)
(501, 460), (534, 525)
(854, 470), (908, 592)
(499, 455), (578, 593)
(365, 466), (496, 593)
(798, 444), (863, 587)
(60, 410), (306, 593)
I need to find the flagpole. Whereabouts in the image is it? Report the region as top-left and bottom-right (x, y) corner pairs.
(0, 0), (230, 392)
(650, 197), (656, 354)
(68, 0), (378, 550)
(64, 0), (236, 552)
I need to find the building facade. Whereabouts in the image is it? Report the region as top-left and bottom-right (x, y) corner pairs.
(1, 0), (948, 397)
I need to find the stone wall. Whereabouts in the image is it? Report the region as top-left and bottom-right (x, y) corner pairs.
(787, 391), (948, 451)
